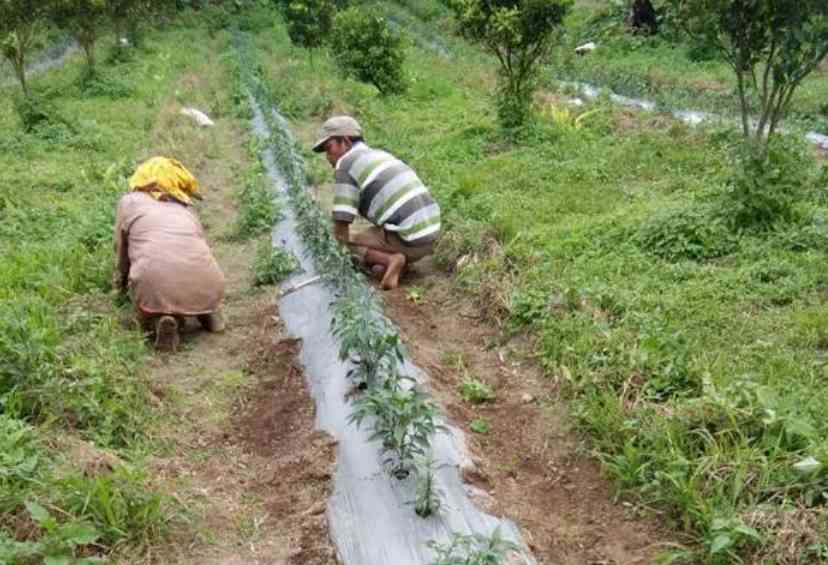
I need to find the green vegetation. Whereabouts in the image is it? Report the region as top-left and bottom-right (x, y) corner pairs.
(233, 155), (281, 240)
(281, 0), (336, 58)
(331, 6), (407, 95)
(469, 418), (490, 434)
(253, 240), (301, 285)
(548, 1), (828, 134)
(51, 0), (110, 71)
(450, 0), (571, 130)
(0, 0), (48, 95)
(428, 527), (518, 564)
(0, 8), (249, 561)
(671, 0), (828, 145)
(243, 3), (828, 559)
(459, 378), (495, 404)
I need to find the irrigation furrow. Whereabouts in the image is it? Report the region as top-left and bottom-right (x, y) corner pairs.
(232, 31), (537, 565)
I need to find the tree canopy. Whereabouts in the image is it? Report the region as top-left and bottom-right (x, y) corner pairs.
(672, 0), (828, 145)
(450, 0), (572, 131)
(0, 0), (47, 95)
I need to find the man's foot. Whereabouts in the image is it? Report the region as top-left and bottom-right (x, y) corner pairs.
(197, 311), (225, 333)
(380, 253), (406, 291)
(154, 315), (180, 352)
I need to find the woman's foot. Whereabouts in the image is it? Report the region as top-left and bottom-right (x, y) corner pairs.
(154, 315), (180, 352)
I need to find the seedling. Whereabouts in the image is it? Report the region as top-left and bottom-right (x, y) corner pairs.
(406, 286), (424, 304)
(428, 526), (519, 565)
(411, 451), (443, 518)
(470, 419), (490, 434)
(459, 378), (495, 404)
(349, 385), (443, 479)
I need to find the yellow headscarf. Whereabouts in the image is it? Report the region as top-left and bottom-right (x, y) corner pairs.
(129, 157), (200, 205)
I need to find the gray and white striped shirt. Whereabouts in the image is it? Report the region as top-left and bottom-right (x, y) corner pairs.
(332, 143), (441, 246)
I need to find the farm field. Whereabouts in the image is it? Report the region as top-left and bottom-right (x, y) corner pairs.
(2, 1), (828, 564)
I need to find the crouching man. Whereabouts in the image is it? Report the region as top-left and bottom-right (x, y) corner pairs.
(114, 157), (226, 352)
(313, 116), (441, 290)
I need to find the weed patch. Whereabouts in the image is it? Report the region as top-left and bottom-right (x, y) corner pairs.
(253, 240), (301, 286)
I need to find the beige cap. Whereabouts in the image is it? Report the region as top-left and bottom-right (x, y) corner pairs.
(312, 115), (363, 152)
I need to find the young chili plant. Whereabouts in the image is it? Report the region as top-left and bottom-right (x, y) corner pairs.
(411, 451), (443, 518)
(428, 527), (520, 565)
(348, 384), (444, 479)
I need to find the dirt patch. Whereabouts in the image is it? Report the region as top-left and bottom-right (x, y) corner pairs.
(234, 335), (338, 565)
(381, 260), (688, 565)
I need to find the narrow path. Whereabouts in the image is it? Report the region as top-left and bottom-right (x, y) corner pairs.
(115, 64), (337, 565)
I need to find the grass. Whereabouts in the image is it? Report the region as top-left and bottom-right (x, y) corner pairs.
(248, 3), (828, 561)
(0, 12), (246, 563)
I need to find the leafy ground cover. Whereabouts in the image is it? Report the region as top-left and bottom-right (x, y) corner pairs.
(0, 12), (255, 563)
(250, 2), (828, 561)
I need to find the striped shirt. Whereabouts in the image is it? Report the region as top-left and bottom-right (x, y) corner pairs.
(332, 143), (441, 246)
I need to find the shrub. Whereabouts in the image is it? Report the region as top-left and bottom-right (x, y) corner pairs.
(330, 7), (407, 95)
(636, 203), (737, 261)
(282, 0), (336, 55)
(719, 137), (813, 233)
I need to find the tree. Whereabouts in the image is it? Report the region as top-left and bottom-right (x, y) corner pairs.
(108, 0), (152, 49)
(629, 0), (658, 35)
(0, 0), (46, 96)
(282, 0), (336, 60)
(51, 0), (109, 72)
(672, 0), (828, 147)
(330, 7), (406, 95)
(450, 0), (571, 131)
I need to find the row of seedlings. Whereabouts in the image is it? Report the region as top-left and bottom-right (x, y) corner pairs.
(230, 30), (443, 518)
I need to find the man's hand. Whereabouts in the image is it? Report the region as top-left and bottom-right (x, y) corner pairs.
(334, 221), (350, 245)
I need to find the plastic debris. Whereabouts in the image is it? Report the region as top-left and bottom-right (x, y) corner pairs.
(180, 108), (215, 127)
(575, 41), (597, 54)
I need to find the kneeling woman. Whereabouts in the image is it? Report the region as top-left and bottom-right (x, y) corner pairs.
(114, 157), (225, 352)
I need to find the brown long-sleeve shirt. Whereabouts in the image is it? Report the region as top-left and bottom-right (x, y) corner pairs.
(114, 192), (225, 316)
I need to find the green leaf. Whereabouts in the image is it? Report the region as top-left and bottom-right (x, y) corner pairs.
(25, 500), (50, 524)
(710, 533), (733, 554)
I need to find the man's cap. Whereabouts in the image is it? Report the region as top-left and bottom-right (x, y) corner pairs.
(312, 115), (363, 152)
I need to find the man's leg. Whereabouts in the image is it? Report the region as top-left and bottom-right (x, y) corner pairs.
(364, 249), (406, 290)
(349, 227), (407, 290)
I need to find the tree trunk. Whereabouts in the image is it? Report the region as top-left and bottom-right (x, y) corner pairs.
(14, 58), (28, 97)
(630, 0), (658, 35)
(735, 71), (750, 140)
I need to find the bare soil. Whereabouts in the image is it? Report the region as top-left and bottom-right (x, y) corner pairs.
(378, 260), (689, 565)
(119, 66), (337, 565)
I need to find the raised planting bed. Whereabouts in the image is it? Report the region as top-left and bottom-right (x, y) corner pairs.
(230, 30), (536, 565)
